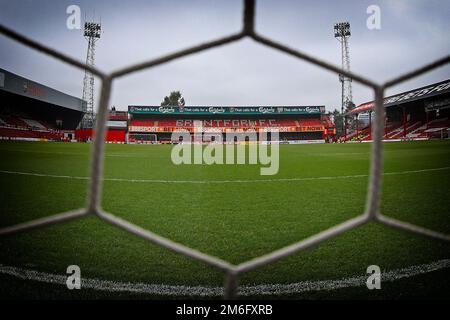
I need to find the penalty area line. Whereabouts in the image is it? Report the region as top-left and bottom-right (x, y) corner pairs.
(0, 259), (448, 296)
(0, 166), (449, 184)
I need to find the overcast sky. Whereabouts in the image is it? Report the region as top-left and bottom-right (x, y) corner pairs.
(0, 0), (449, 112)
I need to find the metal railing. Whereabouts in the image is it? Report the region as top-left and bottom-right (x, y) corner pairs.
(0, 0), (449, 299)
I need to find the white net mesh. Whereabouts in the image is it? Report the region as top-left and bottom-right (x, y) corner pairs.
(0, 0), (449, 299)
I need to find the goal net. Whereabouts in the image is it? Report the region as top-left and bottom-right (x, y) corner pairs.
(129, 133), (158, 144)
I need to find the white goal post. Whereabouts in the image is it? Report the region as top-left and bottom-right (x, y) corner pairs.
(129, 133), (158, 144)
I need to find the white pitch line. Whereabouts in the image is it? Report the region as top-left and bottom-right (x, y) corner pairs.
(0, 148), (146, 158)
(0, 259), (448, 296)
(0, 166), (449, 184)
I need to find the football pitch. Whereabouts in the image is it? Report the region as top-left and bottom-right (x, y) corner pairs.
(0, 140), (449, 299)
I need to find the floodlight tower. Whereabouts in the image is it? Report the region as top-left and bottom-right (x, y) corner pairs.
(334, 22), (353, 115)
(81, 21), (101, 129)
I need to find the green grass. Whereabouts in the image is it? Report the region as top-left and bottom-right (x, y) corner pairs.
(0, 140), (449, 299)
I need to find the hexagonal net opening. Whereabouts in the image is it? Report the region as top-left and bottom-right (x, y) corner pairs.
(0, 0), (449, 299)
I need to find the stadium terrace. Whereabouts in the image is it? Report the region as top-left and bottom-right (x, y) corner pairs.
(126, 105), (334, 144)
(343, 79), (450, 142)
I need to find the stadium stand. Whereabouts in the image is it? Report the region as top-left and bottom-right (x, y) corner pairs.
(0, 68), (85, 141)
(127, 105), (335, 144)
(0, 70), (336, 145)
(21, 118), (47, 130)
(344, 79), (450, 141)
